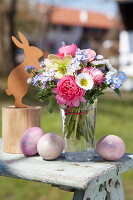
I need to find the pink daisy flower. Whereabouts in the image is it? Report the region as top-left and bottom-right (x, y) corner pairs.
(82, 67), (105, 86)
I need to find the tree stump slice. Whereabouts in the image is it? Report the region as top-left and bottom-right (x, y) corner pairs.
(2, 106), (42, 154)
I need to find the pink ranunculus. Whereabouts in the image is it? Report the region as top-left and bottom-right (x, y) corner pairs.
(54, 76), (86, 107)
(82, 67), (105, 86)
(58, 44), (77, 58)
(85, 49), (96, 62)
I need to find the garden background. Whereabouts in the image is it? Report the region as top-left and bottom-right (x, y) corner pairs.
(0, 0), (133, 199)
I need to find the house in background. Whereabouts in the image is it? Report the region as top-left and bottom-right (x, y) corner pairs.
(36, 3), (117, 54)
(14, 0), (119, 67)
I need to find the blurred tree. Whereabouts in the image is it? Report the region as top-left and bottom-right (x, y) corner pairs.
(0, 0), (17, 77)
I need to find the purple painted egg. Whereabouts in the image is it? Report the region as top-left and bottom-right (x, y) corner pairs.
(96, 135), (125, 161)
(20, 127), (44, 156)
(37, 133), (64, 160)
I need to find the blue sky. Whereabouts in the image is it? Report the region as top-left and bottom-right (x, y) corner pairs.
(38, 0), (119, 16)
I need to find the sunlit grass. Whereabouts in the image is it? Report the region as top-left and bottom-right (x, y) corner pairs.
(0, 91), (133, 200)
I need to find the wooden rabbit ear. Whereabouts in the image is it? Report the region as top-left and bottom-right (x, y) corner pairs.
(11, 36), (23, 48)
(18, 31), (29, 47)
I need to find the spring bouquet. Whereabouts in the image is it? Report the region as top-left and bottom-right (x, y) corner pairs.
(26, 44), (127, 160)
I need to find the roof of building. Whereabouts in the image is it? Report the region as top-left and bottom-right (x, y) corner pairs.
(37, 4), (116, 29)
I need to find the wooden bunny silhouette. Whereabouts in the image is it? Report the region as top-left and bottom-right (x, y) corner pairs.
(6, 32), (43, 108)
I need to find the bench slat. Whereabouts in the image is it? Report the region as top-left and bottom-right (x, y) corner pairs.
(0, 139), (133, 190)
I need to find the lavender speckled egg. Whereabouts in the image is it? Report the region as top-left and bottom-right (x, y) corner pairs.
(20, 127), (44, 156)
(37, 133), (64, 160)
(96, 135), (125, 161)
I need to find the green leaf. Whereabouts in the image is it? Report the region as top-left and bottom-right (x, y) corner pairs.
(36, 69), (44, 73)
(37, 89), (52, 102)
(93, 90), (104, 97)
(101, 82), (108, 91)
(114, 88), (121, 99)
(47, 96), (56, 113)
(37, 91), (45, 102)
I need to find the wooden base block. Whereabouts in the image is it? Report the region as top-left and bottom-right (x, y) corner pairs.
(2, 106), (42, 154)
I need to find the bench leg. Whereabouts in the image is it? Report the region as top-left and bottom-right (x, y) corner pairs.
(73, 175), (124, 200)
(73, 190), (84, 200)
(105, 176), (124, 200)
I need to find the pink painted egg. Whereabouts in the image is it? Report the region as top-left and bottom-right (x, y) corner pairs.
(37, 133), (64, 160)
(20, 127), (44, 156)
(96, 135), (125, 161)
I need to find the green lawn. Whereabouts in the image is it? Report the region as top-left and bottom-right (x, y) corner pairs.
(0, 91), (133, 200)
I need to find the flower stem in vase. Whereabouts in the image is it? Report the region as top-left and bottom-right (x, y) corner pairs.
(60, 101), (97, 161)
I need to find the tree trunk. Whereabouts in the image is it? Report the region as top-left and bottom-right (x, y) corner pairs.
(0, 0), (16, 77)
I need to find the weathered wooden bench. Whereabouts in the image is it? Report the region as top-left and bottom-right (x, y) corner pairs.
(0, 138), (133, 200)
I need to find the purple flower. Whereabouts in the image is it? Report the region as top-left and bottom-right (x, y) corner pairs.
(32, 70), (55, 88)
(70, 48), (89, 70)
(112, 75), (122, 89)
(119, 71), (127, 83)
(42, 71), (54, 82)
(100, 66), (106, 72)
(40, 61), (44, 68)
(105, 71), (114, 84)
(32, 75), (40, 87)
(105, 71), (126, 90)
(75, 48), (88, 63)
(110, 84), (115, 90)
(25, 65), (36, 74)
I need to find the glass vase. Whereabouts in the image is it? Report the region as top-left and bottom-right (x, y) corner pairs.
(60, 100), (97, 162)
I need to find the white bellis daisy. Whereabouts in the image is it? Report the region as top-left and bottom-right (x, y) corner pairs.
(76, 73), (94, 90)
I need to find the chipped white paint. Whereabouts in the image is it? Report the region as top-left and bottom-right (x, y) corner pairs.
(79, 175), (124, 200)
(0, 139), (133, 199)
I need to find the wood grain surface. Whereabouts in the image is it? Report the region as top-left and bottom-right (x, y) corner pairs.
(2, 106), (42, 153)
